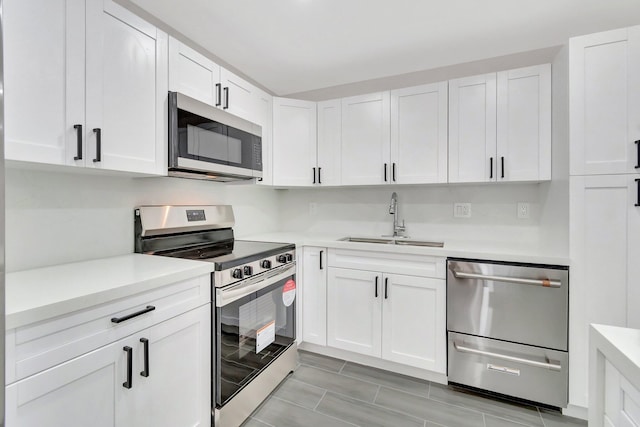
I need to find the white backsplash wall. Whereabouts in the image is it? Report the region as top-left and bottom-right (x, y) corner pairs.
(277, 183), (543, 243)
(5, 168), (280, 272)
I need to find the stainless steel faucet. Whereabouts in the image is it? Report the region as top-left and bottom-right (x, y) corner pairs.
(388, 192), (406, 238)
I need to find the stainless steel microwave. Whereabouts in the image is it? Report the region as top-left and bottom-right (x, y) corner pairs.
(168, 91), (262, 182)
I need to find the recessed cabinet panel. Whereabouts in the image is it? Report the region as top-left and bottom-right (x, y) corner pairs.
(317, 100), (342, 186)
(302, 247), (328, 346)
(570, 26), (640, 175)
(168, 37), (220, 106)
(391, 82), (448, 184)
(341, 92), (390, 185)
(220, 68), (258, 123)
(448, 74), (497, 183)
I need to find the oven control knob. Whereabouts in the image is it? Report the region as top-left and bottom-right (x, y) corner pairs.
(232, 268), (243, 279)
(261, 260), (272, 269)
(243, 266), (253, 276)
(277, 255), (287, 264)
(285, 253), (293, 262)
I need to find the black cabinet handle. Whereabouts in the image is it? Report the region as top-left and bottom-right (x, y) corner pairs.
(392, 163), (396, 182)
(501, 156), (505, 179)
(384, 278), (389, 299)
(384, 163), (388, 182)
(215, 83), (222, 107)
(374, 276), (379, 298)
(111, 305), (155, 324)
(490, 157), (493, 179)
(312, 167), (316, 184)
(318, 167), (322, 184)
(123, 346), (133, 389)
(140, 338), (149, 377)
(92, 128), (101, 163)
(73, 124), (83, 160)
(635, 179), (640, 207)
(635, 140), (640, 169)
(319, 250), (324, 270)
(223, 87), (229, 109)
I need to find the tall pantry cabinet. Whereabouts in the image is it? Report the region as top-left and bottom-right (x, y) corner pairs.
(569, 25), (640, 410)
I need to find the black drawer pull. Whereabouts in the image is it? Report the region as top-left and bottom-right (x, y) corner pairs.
(223, 87), (229, 109)
(140, 338), (150, 377)
(384, 277), (389, 299)
(318, 167), (322, 184)
(489, 157), (493, 179)
(384, 163), (388, 182)
(636, 140), (640, 169)
(636, 179), (640, 207)
(319, 250), (324, 270)
(111, 305), (156, 324)
(93, 128), (101, 162)
(73, 124), (83, 160)
(374, 276), (379, 298)
(392, 163), (396, 182)
(215, 83), (222, 107)
(123, 346), (133, 389)
(312, 167), (316, 184)
(501, 156), (505, 179)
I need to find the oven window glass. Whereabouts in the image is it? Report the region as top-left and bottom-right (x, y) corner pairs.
(177, 109), (258, 170)
(216, 275), (296, 407)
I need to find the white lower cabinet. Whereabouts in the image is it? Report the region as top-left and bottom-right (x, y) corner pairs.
(302, 247), (328, 346)
(325, 250), (446, 373)
(6, 298), (210, 427)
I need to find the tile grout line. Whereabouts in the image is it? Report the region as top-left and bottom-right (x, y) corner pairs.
(537, 406), (547, 427)
(373, 384), (381, 403)
(338, 360), (347, 373)
(269, 395), (361, 427)
(313, 389), (328, 412)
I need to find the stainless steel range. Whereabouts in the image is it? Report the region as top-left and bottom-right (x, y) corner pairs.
(447, 258), (569, 408)
(134, 205), (297, 427)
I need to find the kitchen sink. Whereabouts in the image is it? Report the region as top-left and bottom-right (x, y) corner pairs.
(338, 237), (444, 247)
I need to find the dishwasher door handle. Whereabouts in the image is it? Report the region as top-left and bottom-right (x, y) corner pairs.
(451, 270), (561, 288)
(453, 342), (562, 371)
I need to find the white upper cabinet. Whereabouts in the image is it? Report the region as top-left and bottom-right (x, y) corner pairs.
(341, 92), (391, 185)
(220, 68), (260, 123)
(570, 26), (640, 176)
(255, 89), (274, 186)
(272, 98), (317, 186)
(390, 82), (448, 184)
(4, 0), (167, 176)
(316, 99), (342, 186)
(168, 37), (220, 106)
(448, 73), (497, 183)
(449, 65), (551, 183)
(85, 1), (167, 175)
(4, 0), (84, 166)
(497, 64), (552, 182)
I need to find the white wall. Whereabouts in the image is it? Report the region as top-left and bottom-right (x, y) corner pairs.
(277, 183), (544, 244)
(5, 168), (280, 272)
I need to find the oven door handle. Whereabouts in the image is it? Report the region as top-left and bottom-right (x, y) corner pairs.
(451, 270), (561, 288)
(216, 263), (296, 307)
(453, 342), (562, 371)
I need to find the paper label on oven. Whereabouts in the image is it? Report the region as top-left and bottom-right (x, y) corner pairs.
(256, 320), (276, 353)
(282, 279), (296, 307)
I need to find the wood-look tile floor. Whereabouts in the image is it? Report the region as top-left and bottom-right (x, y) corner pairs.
(240, 350), (586, 427)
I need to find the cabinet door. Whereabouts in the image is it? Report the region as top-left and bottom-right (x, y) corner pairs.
(448, 73), (497, 183)
(6, 339), (125, 427)
(256, 89), (274, 186)
(145, 305), (211, 427)
(341, 92), (391, 185)
(85, 0), (168, 175)
(317, 100), (342, 186)
(220, 68), (258, 122)
(272, 97), (317, 186)
(381, 274), (445, 372)
(302, 247), (328, 346)
(570, 26), (640, 176)
(168, 37), (221, 107)
(4, 0), (85, 166)
(569, 174), (640, 408)
(327, 267), (381, 356)
(497, 64), (551, 182)
(390, 82), (448, 184)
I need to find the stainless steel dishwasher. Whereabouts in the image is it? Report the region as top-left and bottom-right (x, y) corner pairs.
(447, 258), (569, 408)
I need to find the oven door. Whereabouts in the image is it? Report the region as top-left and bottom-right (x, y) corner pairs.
(215, 264), (296, 408)
(169, 91), (262, 178)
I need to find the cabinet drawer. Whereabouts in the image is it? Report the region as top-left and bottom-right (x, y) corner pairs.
(328, 249), (445, 278)
(6, 274), (210, 384)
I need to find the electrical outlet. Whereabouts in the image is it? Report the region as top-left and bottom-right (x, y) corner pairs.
(309, 202), (317, 216)
(454, 203), (471, 218)
(517, 202), (530, 219)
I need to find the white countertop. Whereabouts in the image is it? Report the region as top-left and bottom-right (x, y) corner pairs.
(6, 254), (215, 329)
(241, 232), (570, 265)
(591, 324), (640, 390)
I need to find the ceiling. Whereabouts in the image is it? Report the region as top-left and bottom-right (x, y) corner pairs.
(125, 0), (640, 96)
